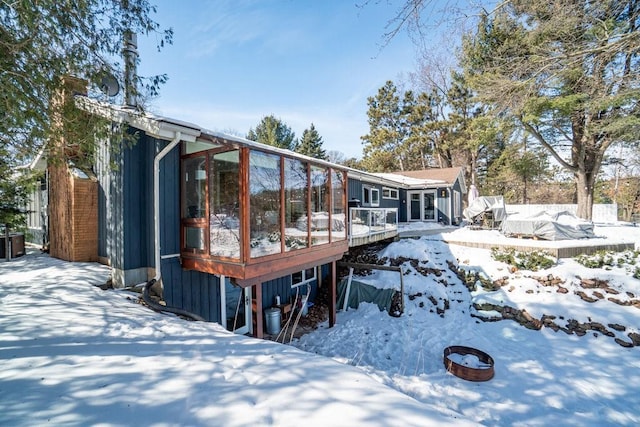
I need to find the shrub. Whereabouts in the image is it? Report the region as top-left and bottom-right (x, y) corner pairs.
(491, 247), (555, 271)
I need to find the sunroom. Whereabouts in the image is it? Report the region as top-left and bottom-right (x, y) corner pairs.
(179, 135), (349, 288)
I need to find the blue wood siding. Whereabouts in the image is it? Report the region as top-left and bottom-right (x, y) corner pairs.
(347, 177), (400, 210)
(162, 257), (222, 322)
(97, 132), (178, 271)
(261, 274), (319, 311)
(347, 178), (363, 205)
(159, 145), (181, 256)
(121, 132), (153, 269)
(99, 127), (335, 326)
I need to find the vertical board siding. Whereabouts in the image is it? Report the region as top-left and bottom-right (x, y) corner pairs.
(436, 187), (450, 225)
(96, 135), (111, 259)
(261, 276), (292, 310)
(348, 178), (363, 204)
(106, 133), (125, 270)
(160, 145), (181, 256)
(261, 271), (321, 311)
(121, 131), (150, 270)
(159, 142), (221, 323)
(162, 257), (222, 322)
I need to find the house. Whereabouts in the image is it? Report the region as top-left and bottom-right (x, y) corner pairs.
(346, 169), (402, 246)
(25, 87), (464, 339)
(372, 168), (467, 225)
(23, 94), (407, 339)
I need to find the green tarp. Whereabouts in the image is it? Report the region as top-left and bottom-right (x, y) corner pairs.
(337, 278), (395, 313)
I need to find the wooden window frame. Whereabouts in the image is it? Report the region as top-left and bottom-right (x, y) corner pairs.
(179, 140), (348, 285)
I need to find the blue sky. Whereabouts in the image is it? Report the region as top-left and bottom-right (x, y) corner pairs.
(136, 0), (419, 159)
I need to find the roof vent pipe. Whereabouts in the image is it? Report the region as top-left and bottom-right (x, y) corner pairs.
(123, 30), (138, 108)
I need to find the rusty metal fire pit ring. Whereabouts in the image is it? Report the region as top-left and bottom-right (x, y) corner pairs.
(443, 345), (495, 382)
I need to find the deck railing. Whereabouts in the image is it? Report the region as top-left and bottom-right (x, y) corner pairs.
(348, 207), (398, 245)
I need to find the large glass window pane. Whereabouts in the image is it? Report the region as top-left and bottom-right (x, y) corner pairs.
(209, 150), (240, 258)
(331, 169), (346, 241)
(249, 151), (281, 258)
(310, 165), (329, 246)
(182, 156), (207, 219)
(284, 158), (308, 251)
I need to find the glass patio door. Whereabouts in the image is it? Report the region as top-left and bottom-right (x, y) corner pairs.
(408, 191), (436, 221)
(409, 193), (421, 221)
(423, 191), (436, 221)
(221, 277), (252, 335)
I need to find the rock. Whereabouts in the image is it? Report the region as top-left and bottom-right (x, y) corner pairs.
(628, 332), (640, 346)
(576, 291), (598, 303)
(581, 278), (596, 288)
(580, 278), (609, 289)
(615, 338), (634, 348)
(607, 297), (632, 306)
(557, 286), (569, 294)
(586, 322), (614, 337)
(608, 323), (626, 332)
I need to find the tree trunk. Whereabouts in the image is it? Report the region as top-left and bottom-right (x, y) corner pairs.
(570, 114), (606, 221)
(575, 170), (594, 220)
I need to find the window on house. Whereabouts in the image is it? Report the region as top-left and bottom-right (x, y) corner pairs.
(331, 169), (346, 241)
(292, 267), (316, 288)
(454, 190), (461, 218)
(363, 185), (380, 207)
(180, 140), (349, 276)
(182, 155), (207, 253)
(310, 165), (329, 246)
(183, 156), (207, 219)
(382, 187), (399, 200)
(209, 150), (240, 259)
(284, 158), (309, 252)
(249, 150), (281, 258)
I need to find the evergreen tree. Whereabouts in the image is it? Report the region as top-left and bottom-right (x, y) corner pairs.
(0, 1), (172, 165)
(361, 81), (433, 172)
(247, 115), (297, 150)
(486, 139), (550, 204)
(296, 124), (327, 160)
(0, 148), (36, 229)
(1, 1), (169, 229)
(461, 0), (640, 219)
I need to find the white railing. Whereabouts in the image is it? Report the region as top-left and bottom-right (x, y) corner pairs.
(349, 207), (398, 245)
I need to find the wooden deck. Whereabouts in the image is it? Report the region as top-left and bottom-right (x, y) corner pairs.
(349, 229), (399, 247)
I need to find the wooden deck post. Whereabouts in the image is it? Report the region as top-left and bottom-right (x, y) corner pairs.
(253, 284), (263, 339)
(329, 260), (337, 327)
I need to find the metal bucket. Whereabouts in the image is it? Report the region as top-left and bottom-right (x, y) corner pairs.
(265, 307), (281, 335)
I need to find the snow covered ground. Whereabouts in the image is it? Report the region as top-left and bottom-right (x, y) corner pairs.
(1, 222), (639, 426)
(0, 252), (471, 426)
(294, 222), (640, 426)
